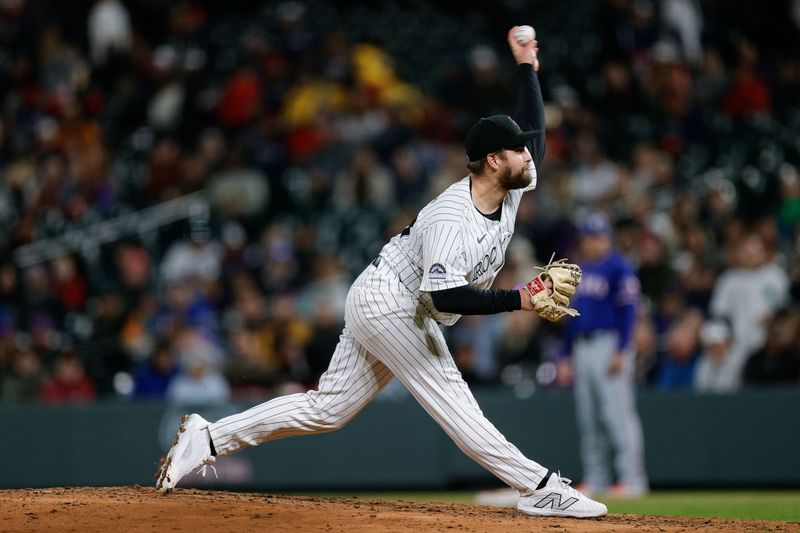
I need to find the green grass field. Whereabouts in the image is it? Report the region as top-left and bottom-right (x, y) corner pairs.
(600, 491), (800, 521)
(311, 490), (800, 522)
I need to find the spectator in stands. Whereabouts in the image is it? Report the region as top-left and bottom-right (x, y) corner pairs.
(709, 233), (790, 357)
(87, 0), (132, 67)
(743, 308), (800, 385)
(86, 290), (127, 342)
(388, 144), (429, 211)
(333, 83), (391, 146)
(132, 340), (179, 399)
(778, 164), (800, 239)
(694, 318), (748, 393)
(114, 242), (154, 310)
(461, 45), (513, 120)
(207, 145), (270, 222)
(38, 26), (90, 104)
(154, 280), (218, 342)
(633, 311), (658, 384)
(161, 217), (223, 288)
(40, 350), (96, 404)
(28, 312), (61, 367)
(20, 265), (63, 333)
(255, 293), (312, 383)
(50, 254), (87, 313)
(224, 325), (275, 400)
(722, 40), (771, 118)
(251, 223), (301, 294)
(304, 300), (341, 381)
(296, 253), (349, 319)
(494, 310), (543, 382)
(0, 262), (22, 327)
(635, 230), (674, 310)
(2, 348), (46, 402)
(332, 146), (395, 214)
(679, 255), (717, 313)
(166, 343), (230, 406)
(568, 130), (624, 208)
(656, 309), (702, 390)
(141, 138), (185, 203)
(661, 0), (704, 67)
(450, 315), (503, 385)
(791, 232), (800, 304)
(694, 48), (729, 107)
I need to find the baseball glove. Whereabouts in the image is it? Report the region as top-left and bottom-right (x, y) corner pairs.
(524, 254), (582, 322)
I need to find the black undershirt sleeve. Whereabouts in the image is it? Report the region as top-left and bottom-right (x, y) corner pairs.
(430, 285), (522, 315)
(512, 63), (546, 167)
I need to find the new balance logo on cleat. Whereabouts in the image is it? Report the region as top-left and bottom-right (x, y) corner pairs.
(531, 492), (578, 511)
(517, 472), (607, 518)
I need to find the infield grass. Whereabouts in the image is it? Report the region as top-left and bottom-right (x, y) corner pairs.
(599, 491), (800, 521)
(310, 490), (800, 522)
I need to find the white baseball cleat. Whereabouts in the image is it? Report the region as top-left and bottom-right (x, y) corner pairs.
(156, 413), (216, 494)
(517, 472), (608, 518)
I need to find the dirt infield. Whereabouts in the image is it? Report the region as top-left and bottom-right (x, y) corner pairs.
(1, 486), (797, 532)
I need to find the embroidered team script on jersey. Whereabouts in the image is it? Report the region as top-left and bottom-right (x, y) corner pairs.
(377, 175), (532, 325)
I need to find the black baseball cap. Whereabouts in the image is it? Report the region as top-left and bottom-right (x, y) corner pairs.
(464, 115), (539, 162)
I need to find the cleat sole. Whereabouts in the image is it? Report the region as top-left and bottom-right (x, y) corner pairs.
(156, 415), (192, 493)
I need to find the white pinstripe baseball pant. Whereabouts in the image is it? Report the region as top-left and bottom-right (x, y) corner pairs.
(208, 260), (548, 491)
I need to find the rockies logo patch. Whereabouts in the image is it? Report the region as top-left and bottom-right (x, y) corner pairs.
(428, 263), (447, 280)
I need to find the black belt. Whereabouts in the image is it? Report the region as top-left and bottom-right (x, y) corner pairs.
(371, 256), (382, 267)
(576, 330), (614, 341)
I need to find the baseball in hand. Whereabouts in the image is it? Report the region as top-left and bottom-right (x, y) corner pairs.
(514, 25), (536, 45)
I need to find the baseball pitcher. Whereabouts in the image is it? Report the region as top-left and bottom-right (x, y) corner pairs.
(156, 27), (606, 519)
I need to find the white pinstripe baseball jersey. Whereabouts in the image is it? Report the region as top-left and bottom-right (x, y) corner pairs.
(154, 51), (605, 512)
(206, 167), (550, 494)
(380, 171), (536, 325)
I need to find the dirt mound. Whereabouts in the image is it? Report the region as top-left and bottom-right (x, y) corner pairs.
(1, 486), (796, 532)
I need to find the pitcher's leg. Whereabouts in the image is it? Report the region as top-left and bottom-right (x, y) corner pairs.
(209, 326), (393, 455)
(349, 290), (547, 491)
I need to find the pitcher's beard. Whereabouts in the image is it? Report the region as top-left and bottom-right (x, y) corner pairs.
(499, 165), (533, 190)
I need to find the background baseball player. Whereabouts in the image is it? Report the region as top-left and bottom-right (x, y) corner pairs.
(156, 27), (607, 519)
(560, 211), (648, 497)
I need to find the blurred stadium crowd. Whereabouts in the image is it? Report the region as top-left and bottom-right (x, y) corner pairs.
(1, 0), (799, 405)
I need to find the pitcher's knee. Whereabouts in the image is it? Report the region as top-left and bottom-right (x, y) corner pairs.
(307, 409), (353, 432)
(322, 412), (353, 431)
(305, 393), (356, 431)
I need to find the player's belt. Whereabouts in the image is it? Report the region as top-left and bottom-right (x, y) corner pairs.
(576, 329), (615, 341)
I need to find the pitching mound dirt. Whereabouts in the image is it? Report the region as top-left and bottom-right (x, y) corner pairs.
(1, 486), (797, 532)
